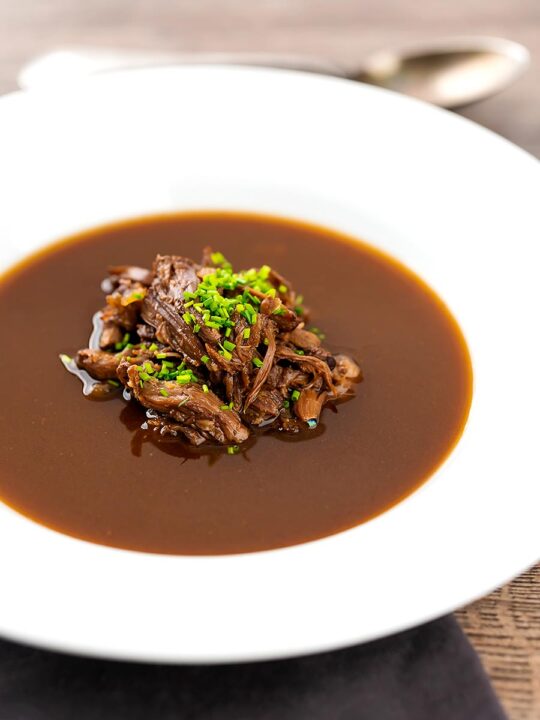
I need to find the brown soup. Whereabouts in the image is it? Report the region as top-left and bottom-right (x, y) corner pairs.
(0, 213), (472, 554)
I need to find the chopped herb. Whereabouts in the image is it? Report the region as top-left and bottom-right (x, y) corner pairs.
(272, 306), (285, 315)
(291, 390), (300, 401)
(252, 357), (263, 368)
(283, 399), (290, 408)
(295, 349), (305, 356)
(201, 355), (210, 364)
(211, 251), (231, 268)
(278, 284), (287, 293)
(225, 327), (232, 338)
(220, 404), (230, 411)
(193, 323), (201, 333)
(223, 340), (236, 352)
(178, 397), (189, 407)
(139, 371), (152, 382)
(107, 379), (120, 387)
(149, 343), (158, 352)
(227, 445), (240, 455)
(155, 352), (167, 359)
(159, 388), (169, 397)
(202, 384), (209, 393)
(182, 312), (192, 325)
(243, 328), (251, 340)
(263, 338), (269, 346)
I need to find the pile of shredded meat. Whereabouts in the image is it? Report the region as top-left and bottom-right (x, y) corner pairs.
(61, 248), (361, 452)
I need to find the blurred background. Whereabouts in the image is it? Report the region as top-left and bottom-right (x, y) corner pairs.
(0, 1), (538, 718)
(0, 0), (539, 155)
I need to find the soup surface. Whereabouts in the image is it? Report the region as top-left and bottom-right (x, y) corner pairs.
(0, 213), (472, 554)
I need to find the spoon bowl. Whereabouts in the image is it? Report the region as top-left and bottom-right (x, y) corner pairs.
(355, 37), (530, 108)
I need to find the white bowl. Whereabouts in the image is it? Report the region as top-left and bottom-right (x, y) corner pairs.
(0, 66), (538, 663)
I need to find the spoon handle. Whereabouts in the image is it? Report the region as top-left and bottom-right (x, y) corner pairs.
(18, 48), (346, 90)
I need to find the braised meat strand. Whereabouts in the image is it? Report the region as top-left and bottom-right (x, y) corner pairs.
(61, 248), (361, 451)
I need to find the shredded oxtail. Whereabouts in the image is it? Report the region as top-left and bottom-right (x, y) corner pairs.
(61, 248), (361, 452)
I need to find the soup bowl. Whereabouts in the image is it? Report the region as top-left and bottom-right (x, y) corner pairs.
(0, 66), (538, 662)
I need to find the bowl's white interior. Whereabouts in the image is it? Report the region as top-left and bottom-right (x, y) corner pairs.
(0, 66), (538, 662)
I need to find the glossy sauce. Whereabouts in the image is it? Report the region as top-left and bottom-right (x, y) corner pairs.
(0, 213), (472, 554)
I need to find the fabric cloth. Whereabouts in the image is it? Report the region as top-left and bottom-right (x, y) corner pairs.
(0, 615), (506, 720)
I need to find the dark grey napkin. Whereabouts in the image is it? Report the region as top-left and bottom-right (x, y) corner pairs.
(0, 616), (506, 720)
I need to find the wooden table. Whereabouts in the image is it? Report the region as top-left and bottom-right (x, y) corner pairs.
(0, 1), (538, 717)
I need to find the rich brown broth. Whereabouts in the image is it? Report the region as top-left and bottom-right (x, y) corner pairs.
(0, 213), (472, 554)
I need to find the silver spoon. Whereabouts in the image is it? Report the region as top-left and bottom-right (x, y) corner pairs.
(18, 36), (529, 108)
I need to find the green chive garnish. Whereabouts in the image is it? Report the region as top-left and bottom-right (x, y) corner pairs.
(291, 390), (300, 401)
(252, 357), (263, 368)
(243, 328), (251, 340)
(201, 355), (210, 364)
(159, 388), (169, 397)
